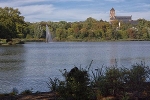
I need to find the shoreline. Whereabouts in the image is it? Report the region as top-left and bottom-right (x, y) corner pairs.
(1, 38), (150, 46)
(0, 39), (25, 46)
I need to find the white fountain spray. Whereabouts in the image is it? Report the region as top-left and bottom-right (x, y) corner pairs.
(46, 25), (52, 43)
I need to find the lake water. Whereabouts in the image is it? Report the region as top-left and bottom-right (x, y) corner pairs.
(0, 41), (150, 93)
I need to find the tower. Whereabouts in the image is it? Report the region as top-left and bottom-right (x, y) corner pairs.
(110, 8), (115, 19)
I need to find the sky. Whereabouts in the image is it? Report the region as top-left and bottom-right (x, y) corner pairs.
(0, 0), (150, 22)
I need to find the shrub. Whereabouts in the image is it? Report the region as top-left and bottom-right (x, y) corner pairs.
(21, 89), (33, 95)
(11, 88), (19, 95)
(47, 61), (150, 99)
(91, 66), (109, 97)
(127, 63), (150, 93)
(92, 62), (150, 98)
(57, 67), (94, 100)
(47, 77), (59, 92)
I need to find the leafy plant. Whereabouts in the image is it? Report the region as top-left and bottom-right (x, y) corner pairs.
(57, 66), (93, 100)
(47, 61), (150, 99)
(122, 92), (129, 100)
(21, 89), (33, 95)
(126, 62), (150, 96)
(47, 77), (59, 92)
(11, 87), (19, 95)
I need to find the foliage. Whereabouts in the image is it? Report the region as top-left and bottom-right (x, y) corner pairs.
(122, 92), (129, 100)
(47, 66), (94, 100)
(26, 18), (150, 41)
(58, 67), (93, 100)
(1, 7), (150, 41)
(92, 62), (150, 99)
(47, 77), (59, 92)
(11, 88), (19, 95)
(0, 7), (26, 39)
(20, 89), (33, 95)
(46, 61), (150, 99)
(126, 63), (150, 93)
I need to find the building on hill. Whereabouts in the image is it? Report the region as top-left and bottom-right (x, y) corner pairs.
(110, 8), (138, 25)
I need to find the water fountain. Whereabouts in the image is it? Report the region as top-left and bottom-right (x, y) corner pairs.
(46, 25), (52, 42)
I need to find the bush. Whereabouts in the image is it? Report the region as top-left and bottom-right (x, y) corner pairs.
(11, 88), (19, 95)
(92, 62), (150, 98)
(47, 61), (150, 99)
(21, 89), (33, 95)
(57, 67), (93, 100)
(92, 66), (125, 97)
(126, 63), (150, 93)
(47, 77), (59, 92)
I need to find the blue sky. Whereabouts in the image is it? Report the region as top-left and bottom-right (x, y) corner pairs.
(0, 0), (150, 22)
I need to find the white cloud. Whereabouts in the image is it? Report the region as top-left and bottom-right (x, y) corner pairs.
(51, 9), (108, 22)
(25, 8), (105, 22)
(18, 5), (55, 15)
(0, 0), (46, 7)
(0, 0), (96, 22)
(18, 5), (57, 22)
(0, 0), (149, 22)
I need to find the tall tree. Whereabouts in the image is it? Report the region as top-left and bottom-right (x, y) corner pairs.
(0, 7), (25, 39)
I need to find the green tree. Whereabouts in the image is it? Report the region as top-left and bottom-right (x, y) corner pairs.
(0, 7), (25, 39)
(33, 23), (43, 39)
(80, 28), (88, 39)
(71, 22), (81, 39)
(55, 28), (64, 41)
(67, 28), (75, 40)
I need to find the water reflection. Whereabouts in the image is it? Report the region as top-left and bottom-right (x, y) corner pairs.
(0, 45), (26, 93)
(105, 42), (150, 68)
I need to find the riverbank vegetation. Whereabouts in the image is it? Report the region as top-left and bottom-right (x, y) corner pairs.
(0, 7), (150, 43)
(1, 62), (150, 100)
(46, 62), (150, 100)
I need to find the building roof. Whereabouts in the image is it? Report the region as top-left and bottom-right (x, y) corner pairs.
(130, 20), (138, 25)
(115, 16), (132, 19)
(110, 17), (115, 20)
(115, 16), (132, 22)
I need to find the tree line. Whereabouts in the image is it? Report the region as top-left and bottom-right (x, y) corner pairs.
(1, 7), (150, 41)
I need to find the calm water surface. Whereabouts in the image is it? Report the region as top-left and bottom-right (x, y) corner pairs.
(0, 41), (150, 93)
